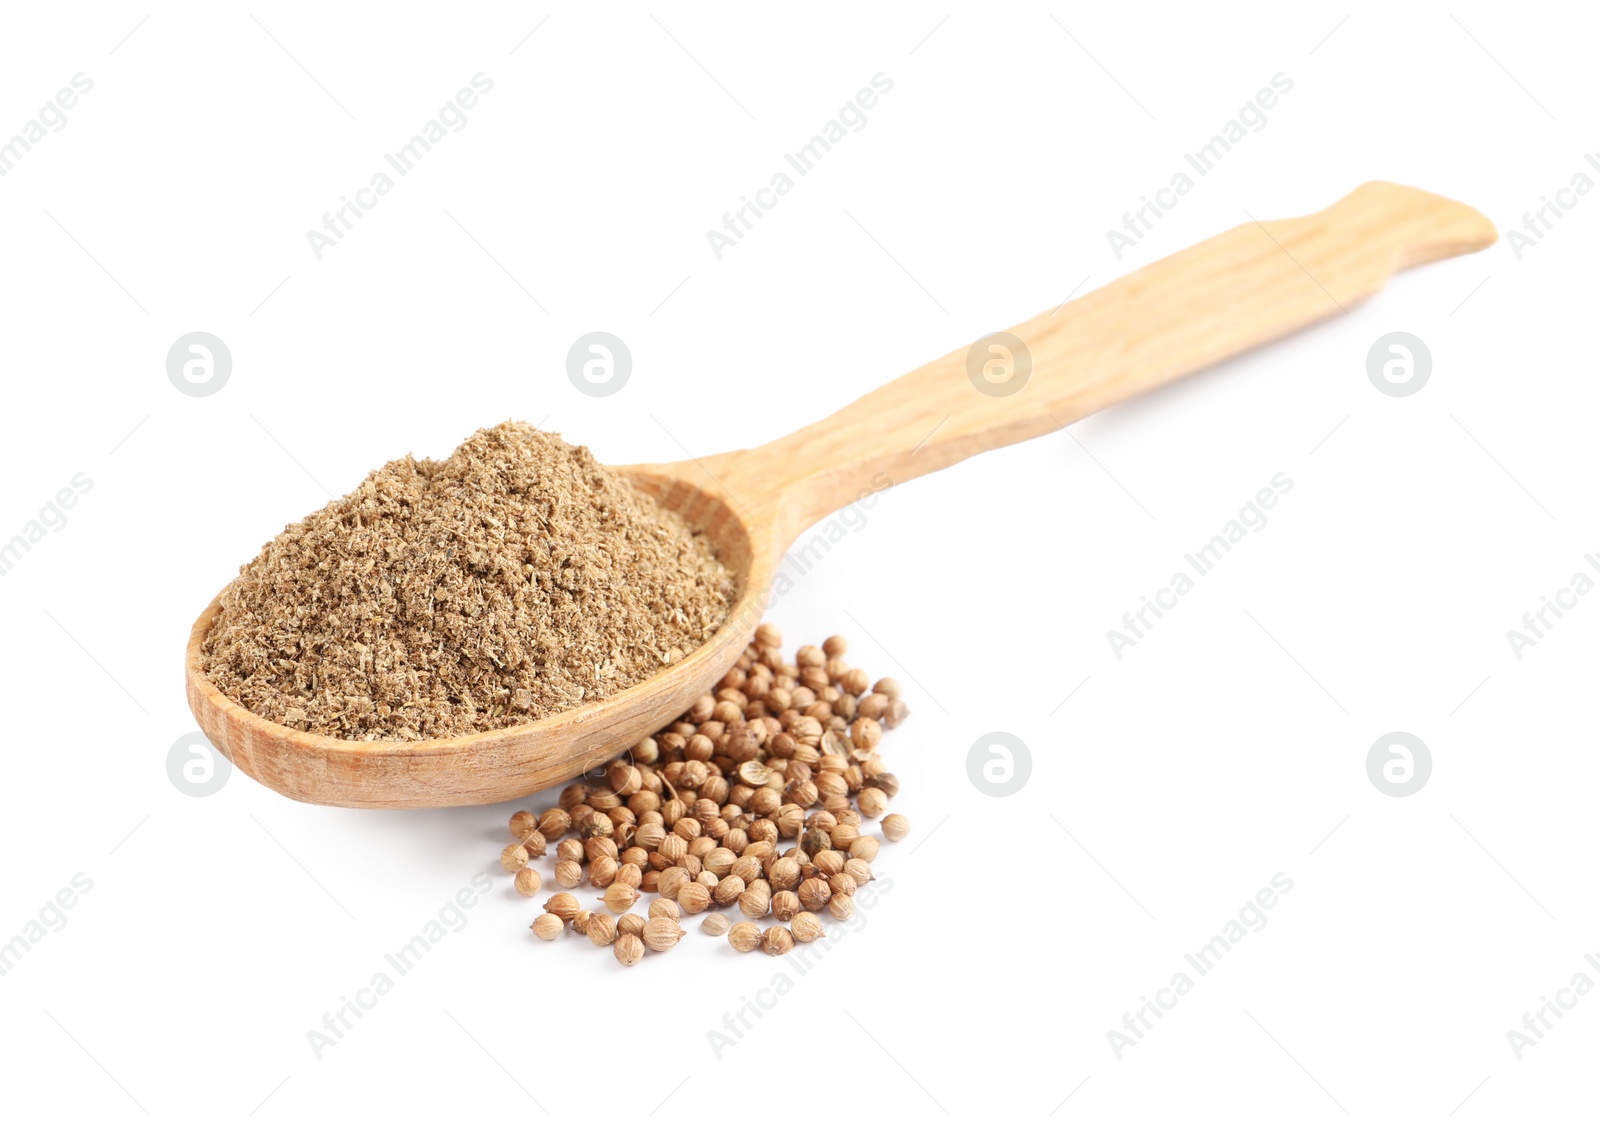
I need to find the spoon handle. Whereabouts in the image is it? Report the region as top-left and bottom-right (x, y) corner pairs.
(751, 181), (1494, 539)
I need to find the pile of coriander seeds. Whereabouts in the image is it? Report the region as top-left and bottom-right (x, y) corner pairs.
(498, 624), (909, 966)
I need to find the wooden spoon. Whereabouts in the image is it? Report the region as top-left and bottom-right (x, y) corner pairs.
(185, 181), (1495, 808)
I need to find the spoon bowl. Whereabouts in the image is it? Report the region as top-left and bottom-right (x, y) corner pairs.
(185, 182), (1496, 807)
(185, 463), (775, 808)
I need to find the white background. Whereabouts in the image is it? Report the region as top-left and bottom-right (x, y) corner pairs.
(0, 1), (1594, 1125)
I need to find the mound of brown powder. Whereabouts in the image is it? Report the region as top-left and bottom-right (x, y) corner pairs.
(202, 422), (733, 741)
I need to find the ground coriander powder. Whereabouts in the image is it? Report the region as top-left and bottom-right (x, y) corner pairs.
(202, 421), (733, 741)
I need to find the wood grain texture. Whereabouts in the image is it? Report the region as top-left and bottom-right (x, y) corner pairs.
(184, 181), (1495, 808)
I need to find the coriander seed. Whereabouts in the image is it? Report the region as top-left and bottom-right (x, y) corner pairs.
(850, 835), (880, 862)
(813, 850), (846, 876)
(514, 868), (543, 897)
(714, 875), (746, 907)
(510, 810), (538, 841)
(849, 717), (882, 750)
(642, 917), (686, 952)
(728, 921), (762, 953)
(602, 883), (640, 913)
(586, 913), (618, 946)
(500, 844), (529, 873)
(844, 859), (874, 885)
(656, 866), (690, 900)
(857, 692), (888, 720)
(608, 762), (642, 794)
(771, 890), (801, 921)
(543, 892), (580, 922)
(790, 911), (826, 943)
(884, 698), (909, 728)
(539, 808), (571, 839)
(800, 829), (831, 857)
(761, 926), (795, 956)
(798, 877), (830, 911)
(881, 813), (909, 842)
(531, 913), (563, 940)
(614, 933), (645, 967)
(618, 913), (646, 938)
(828, 893), (856, 921)
(769, 858), (801, 891)
(648, 898), (680, 921)
(702, 912), (732, 936)
(677, 881), (712, 915)
(739, 879), (772, 919)
(704, 847), (738, 877)
(555, 859), (584, 888)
